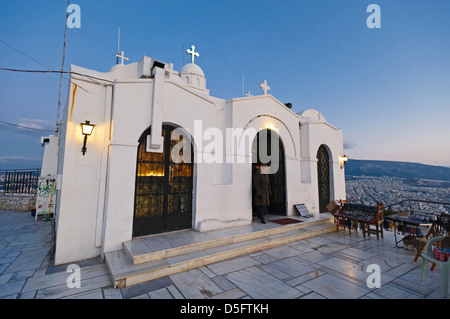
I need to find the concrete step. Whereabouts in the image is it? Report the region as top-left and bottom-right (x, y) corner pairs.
(105, 219), (336, 288)
(123, 217), (332, 265)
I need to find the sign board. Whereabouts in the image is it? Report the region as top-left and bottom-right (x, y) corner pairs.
(294, 204), (314, 218)
(36, 176), (57, 220)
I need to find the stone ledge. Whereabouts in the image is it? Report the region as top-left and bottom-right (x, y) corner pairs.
(0, 194), (36, 212)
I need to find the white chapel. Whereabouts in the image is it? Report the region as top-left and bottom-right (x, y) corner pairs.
(41, 47), (347, 265)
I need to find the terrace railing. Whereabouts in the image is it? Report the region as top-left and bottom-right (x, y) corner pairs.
(0, 169), (41, 194)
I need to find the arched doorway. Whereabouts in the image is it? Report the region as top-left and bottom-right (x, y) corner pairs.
(317, 145), (331, 213)
(252, 129), (286, 216)
(133, 125), (194, 237)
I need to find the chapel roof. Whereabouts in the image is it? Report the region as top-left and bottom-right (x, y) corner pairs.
(179, 63), (205, 77)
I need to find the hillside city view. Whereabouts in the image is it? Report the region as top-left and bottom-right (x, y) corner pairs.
(2, 164), (450, 217)
(346, 175), (450, 216)
(1, 161), (450, 217)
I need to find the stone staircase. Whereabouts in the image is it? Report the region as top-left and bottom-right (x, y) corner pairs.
(105, 216), (336, 288)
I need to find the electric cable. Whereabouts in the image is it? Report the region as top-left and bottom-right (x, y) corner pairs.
(0, 67), (114, 83)
(0, 39), (95, 93)
(0, 120), (56, 132)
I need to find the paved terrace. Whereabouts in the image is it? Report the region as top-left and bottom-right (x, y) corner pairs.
(0, 210), (446, 299)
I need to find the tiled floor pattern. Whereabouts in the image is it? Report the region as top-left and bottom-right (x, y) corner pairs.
(0, 210), (446, 299)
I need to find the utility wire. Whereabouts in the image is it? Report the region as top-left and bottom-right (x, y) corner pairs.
(0, 67), (115, 83)
(0, 120), (56, 132)
(0, 68), (64, 73)
(0, 39), (92, 93)
(0, 39), (53, 71)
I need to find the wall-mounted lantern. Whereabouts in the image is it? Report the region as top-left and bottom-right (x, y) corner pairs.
(80, 120), (95, 155)
(339, 155), (349, 169)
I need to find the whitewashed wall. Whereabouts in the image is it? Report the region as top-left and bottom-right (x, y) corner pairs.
(53, 59), (346, 265)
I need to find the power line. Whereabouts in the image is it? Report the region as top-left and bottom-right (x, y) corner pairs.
(0, 120), (56, 133)
(0, 68), (63, 73)
(0, 39), (93, 93)
(0, 39), (53, 71)
(0, 67), (114, 84)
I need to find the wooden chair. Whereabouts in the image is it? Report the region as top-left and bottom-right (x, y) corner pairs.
(360, 203), (384, 240)
(414, 221), (437, 271)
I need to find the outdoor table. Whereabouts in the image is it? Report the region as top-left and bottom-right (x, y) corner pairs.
(384, 213), (435, 248)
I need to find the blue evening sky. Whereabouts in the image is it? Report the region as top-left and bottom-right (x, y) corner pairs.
(0, 0), (449, 169)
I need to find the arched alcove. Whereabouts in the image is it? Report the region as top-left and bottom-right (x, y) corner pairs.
(317, 144), (331, 213)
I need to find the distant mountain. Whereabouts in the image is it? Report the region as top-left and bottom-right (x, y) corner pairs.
(345, 159), (450, 182)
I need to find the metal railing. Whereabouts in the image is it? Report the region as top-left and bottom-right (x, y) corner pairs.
(0, 169), (41, 194)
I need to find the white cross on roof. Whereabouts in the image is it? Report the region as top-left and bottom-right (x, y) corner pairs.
(116, 51), (129, 65)
(186, 45), (199, 64)
(260, 80), (270, 95)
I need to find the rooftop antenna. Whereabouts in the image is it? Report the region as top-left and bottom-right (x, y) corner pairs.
(57, 0), (70, 134)
(116, 27), (121, 64)
(183, 46), (185, 65)
(242, 73), (245, 96)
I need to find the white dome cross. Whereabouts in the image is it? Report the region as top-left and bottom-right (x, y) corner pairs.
(186, 45), (200, 64)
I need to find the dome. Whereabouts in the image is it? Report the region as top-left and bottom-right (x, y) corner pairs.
(179, 63), (205, 77)
(109, 63), (125, 72)
(297, 109), (327, 123)
(178, 62), (209, 94)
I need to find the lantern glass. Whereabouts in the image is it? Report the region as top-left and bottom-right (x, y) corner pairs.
(81, 121), (95, 136)
(339, 155), (348, 168)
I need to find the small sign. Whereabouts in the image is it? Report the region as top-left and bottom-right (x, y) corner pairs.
(294, 204), (314, 218)
(36, 177), (57, 220)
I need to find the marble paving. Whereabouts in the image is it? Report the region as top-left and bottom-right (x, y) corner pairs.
(0, 210), (447, 299)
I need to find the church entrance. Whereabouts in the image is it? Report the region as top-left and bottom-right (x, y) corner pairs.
(317, 145), (331, 213)
(252, 129), (286, 216)
(133, 125), (194, 237)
